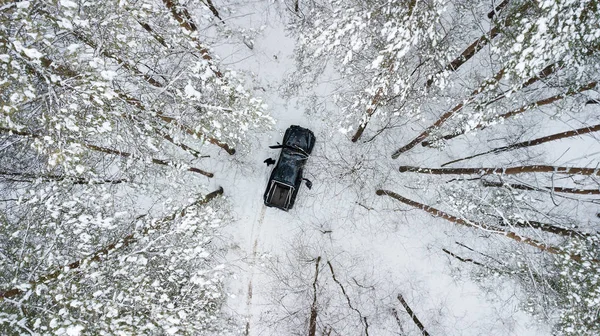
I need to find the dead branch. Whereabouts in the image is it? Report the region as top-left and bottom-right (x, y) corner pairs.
(308, 256), (322, 336)
(398, 165), (600, 177)
(391, 68), (506, 158)
(396, 294), (430, 336)
(423, 81), (597, 147)
(0, 187), (224, 301)
(442, 123), (600, 166)
(375, 189), (592, 263)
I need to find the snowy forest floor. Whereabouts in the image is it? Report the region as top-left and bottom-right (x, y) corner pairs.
(200, 3), (551, 336)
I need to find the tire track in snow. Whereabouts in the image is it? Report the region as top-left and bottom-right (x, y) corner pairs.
(245, 204), (266, 336)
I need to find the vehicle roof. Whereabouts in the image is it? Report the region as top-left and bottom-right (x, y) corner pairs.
(271, 151), (304, 186)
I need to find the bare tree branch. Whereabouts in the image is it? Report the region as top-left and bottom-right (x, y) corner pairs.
(442, 248), (499, 271)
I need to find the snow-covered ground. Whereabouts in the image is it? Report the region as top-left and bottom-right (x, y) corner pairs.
(207, 2), (551, 335)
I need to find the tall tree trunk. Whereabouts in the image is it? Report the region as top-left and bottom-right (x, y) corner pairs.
(426, 27), (500, 87)
(117, 92), (236, 155)
(0, 187), (224, 301)
(83, 143), (215, 177)
(482, 62), (564, 107)
(502, 219), (594, 238)
(480, 179), (600, 195)
(137, 20), (170, 48)
(162, 0), (223, 77)
(422, 81), (597, 147)
(0, 127), (215, 177)
(375, 189), (591, 262)
(426, 0), (512, 87)
(487, 0), (510, 19)
(442, 123), (600, 166)
(351, 87), (384, 142)
(396, 294), (431, 336)
(0, 171), (128, 185)
(391, 69), (506, 158)
(203, 0), (225, 23)
(399, 165), (600, 176)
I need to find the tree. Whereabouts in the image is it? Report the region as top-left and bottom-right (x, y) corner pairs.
(288, 0), (600, 334)
(0, 0), (272, 333)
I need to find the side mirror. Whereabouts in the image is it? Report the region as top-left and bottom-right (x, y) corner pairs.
(303, 178), (313, 190)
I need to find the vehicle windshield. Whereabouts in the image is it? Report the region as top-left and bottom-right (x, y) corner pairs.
(285, 130), (312, 151)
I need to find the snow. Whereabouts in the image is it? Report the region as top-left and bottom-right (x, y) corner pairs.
(203, 2), (551, 335)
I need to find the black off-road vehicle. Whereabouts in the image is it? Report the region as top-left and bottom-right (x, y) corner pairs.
(263, 125), (316, 211)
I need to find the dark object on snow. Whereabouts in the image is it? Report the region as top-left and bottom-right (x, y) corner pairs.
(303, 178), (313, 190)
(264, 158), (276, 166)
(264, 125), (316, 211)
